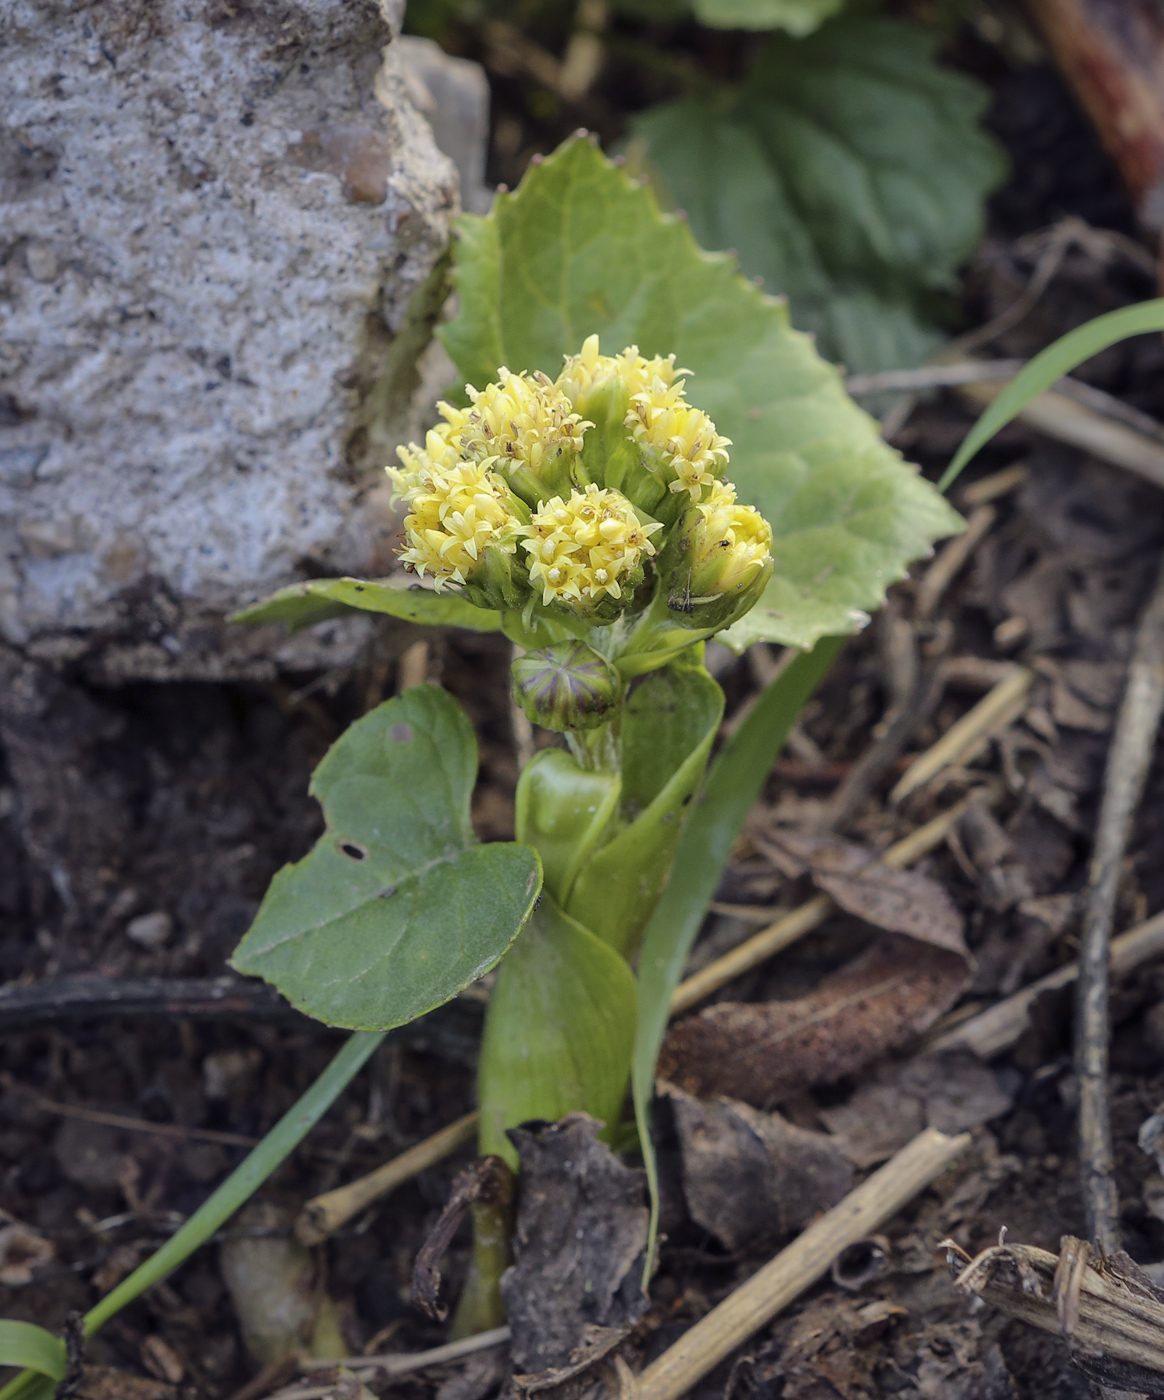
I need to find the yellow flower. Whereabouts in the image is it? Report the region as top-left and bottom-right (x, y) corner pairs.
(688, 482), (772, 598)
(557, 334), (685, 408)
(387, 454), (522, 591)
(521, 483), (662, 609)
(627, 380), (731, 499)
(441, 368), (589, 481)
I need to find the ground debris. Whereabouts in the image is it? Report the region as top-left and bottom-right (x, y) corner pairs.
(943, 1234), (1164, 1395)
(501, 1115), (648, 1377)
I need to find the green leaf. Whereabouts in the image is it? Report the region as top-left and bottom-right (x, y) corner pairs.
(631, 18), (1007, 373)
(231, 686), (541, 1029)
(693, 0), (841, 35)
(0, 1322), (65, 1382)
(442, 134), (963, 650)
(230, 576), (501, 634)
(476, 894), (638, 1169)
(631, 635), (844, 1274)
(515, 750), (622, 906)
(940, 297), (1164, 490)
(566, 662), (723, 957)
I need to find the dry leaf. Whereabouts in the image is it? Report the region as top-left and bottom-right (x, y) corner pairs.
(659, 935), (971, 1107)
(752, 829), (965, 951)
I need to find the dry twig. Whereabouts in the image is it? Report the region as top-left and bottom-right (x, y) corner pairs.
(1076, 560), (1164, 1252)
(631, 1128), (970, 1400)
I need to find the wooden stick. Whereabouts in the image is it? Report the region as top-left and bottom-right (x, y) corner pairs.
(632, 1128), (970, 1400)
(301, 1325), (511, 1376)
(295, 1111), (479, 1246)
(929, 908), (1164, 1058)
(960, 463), (1028, 508)
(1077, 560), (1164, 1253)
(889, 667), (1034, 805)
(669, 798), (975, 1015)
(915, 506), (996, 621)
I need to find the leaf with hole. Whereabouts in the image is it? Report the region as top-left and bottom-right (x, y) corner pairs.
(231, 575), (501, 634)
(231, 686), (541, 1029)
(630, 18), (1006, 374)
(441, 134), (963, 651)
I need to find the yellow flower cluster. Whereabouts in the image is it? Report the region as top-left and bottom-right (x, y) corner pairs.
(627, 380), (731, 499)
(386, 457), (521, 590)
(523, 484), (662, 607)
(438, 368), (589, 479)
(689, 483), (772, 598)
(557, 334), (684, 407)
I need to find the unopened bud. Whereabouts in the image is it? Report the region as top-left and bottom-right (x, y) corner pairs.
(663, 483), (773, 631)
(512, 640), (621, 732)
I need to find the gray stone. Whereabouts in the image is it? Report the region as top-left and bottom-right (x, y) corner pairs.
(0, 0), (461, 679)
(393, 36), (492, 214)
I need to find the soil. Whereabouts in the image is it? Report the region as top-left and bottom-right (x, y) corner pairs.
(5, 30), (1164, 1400)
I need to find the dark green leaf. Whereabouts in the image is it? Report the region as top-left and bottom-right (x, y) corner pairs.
(441, 135), (962, 651)
(940, 297), (1164, 489)
(566, 662), (723, 957)
(477, 894), (638, 1168)
(693, 0), (841, 34)
(631, 19), (1007, 373)
(231, 687), (541, 1029)
(230, 576), (501, 634)
(631, 635), (844, 1272)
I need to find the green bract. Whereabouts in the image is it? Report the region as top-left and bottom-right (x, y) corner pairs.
(631, 18), (1007, 374)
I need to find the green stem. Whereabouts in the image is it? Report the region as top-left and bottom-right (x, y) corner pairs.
(0, 1031), (384, 1400)
(450, 1198), (514, 1339)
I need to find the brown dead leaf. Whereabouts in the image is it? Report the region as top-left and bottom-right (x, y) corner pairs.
(659, 935), (971, 1107)
(752, 830), (965, 953)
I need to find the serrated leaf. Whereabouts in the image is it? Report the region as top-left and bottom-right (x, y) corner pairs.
(231, 686), (541, 1029)
(566, 662), (723, 957)
(441, 134), (963, 651)
(693, 0), (841, 35)
(631, 18), (1007, 373)
(477, 894), (638, 1169)
(231, 576), (501, 634)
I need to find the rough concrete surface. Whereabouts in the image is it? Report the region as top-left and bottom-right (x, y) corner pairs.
(1, 0), (465, 679)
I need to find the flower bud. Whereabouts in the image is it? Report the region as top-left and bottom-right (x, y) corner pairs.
(521, 483), (663, 622)
(663, 482), (773, 631)
(512, 640), (621, 732)
(386, 453), (529, 607)
(440, 368), (591, 507)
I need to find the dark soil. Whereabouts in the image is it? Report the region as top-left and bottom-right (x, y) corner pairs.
(4, 31), (1164, 1400)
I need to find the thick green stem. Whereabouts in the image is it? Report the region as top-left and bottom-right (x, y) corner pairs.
(450, 1197), (514, 1339)
(0, 1031), (384, 1400)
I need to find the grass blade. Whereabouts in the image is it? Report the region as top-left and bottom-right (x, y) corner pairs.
(632, 635), (845, 1275)
(939, 298), (1164, 491)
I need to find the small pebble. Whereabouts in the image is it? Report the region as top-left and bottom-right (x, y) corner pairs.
(126, 910), (172, 948)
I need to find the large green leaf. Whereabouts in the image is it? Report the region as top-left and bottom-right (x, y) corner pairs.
(566, 661), (723, 958)
(631, 19), (1007, 374)
(441, 134), (963, 650)
(231, 687), (541, 1029)
(631, 635), (844, 1274)
(231, 576), (501, 634)
(693, 0), (841, 34)
(476, 894), (638, 1168)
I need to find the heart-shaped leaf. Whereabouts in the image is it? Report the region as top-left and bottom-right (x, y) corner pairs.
(231, 686), (541, 1029)
(440, 135), (962, 652)
(231, 576), (501, 634)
